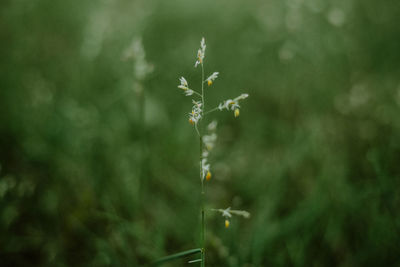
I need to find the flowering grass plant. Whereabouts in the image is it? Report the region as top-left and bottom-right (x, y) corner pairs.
(153, 37), (250, 266)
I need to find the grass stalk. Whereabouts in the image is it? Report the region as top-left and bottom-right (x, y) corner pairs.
(200, 61), (206, 267)
(170, 37), (250, 266)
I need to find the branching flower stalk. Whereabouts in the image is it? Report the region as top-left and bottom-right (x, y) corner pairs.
(175, 37), (250, 266)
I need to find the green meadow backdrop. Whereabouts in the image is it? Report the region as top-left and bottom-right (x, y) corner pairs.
(1, 0), (400, 266)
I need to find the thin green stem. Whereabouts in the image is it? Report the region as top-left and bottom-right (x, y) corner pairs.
(187, 89), (202, 98)
(200, 136), (204, 194)
(201, 208), (205, 267)
(201, 63), (205, 114)
(200, 135), (205, 267)
(194, 124), (200, 137)
(204, 107), (219, 115)
(200, 62), (205, 267)
(193, 91), (202, 97)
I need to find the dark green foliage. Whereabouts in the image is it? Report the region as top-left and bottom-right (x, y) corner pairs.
(1, 0), (400, 266)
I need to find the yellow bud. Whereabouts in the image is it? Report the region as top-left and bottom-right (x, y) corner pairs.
(225, 219), (230, 228)
(207, 80), (212, 86)
(206, 171), (211, 181)
(189, 118), (194, 125)
(234, 109), (240, 118)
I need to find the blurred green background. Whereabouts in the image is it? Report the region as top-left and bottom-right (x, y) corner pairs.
(1, 0), (400, 266)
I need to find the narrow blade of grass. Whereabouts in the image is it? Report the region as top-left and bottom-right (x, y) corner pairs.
(151, 248), (202, 266)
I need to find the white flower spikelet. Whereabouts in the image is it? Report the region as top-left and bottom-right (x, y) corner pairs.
(206, 72), (219, 81)
(185, 89), (194, 96)
(214, 207), (251, 218)
(218, 94), (249, 111)
(201, 120), (218, 181)
(207, 120), (217, 131)
(178, 77), (196, 96)
(195, 37), (206, 67)
(178, 77), (189, 90)
(206, 72), (219, 86)
(201, 158), (210, 181)
(211, 207), (250, 228)
(202, 120), (217, 151)
(189, 100), (202, 125)
(203, 133), (217, 151)
(230, 209), (251, 218)
(218, 93), (249, 117)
